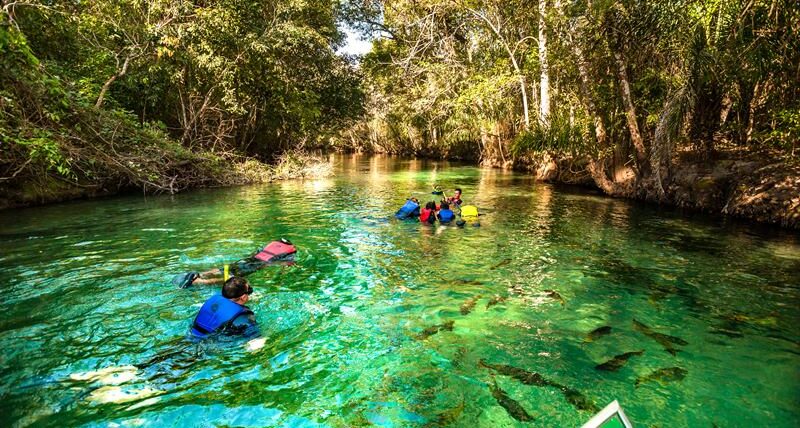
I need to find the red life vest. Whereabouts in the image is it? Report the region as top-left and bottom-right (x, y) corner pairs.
(419, 208), (434, 223)
(253, 240), (297, 262)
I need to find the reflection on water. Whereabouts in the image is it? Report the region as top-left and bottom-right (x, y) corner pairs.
(0, 154), (798, 427)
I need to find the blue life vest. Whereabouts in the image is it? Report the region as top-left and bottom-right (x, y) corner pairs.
(438, 209), (455, 223)
(191, 294), (251, 338)
(395, 200), (420, 219)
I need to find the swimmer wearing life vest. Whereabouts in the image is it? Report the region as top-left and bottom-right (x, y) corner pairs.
(395, 197), (421, 219)
(173, 238), (296, 288)
(437, 202), (456, 224)
(456, 204), (480, 227)
(419, 201), (437, 224)
(190, 277), (258, 339)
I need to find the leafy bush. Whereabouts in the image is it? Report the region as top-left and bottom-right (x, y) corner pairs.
(510, 113), (591, 158)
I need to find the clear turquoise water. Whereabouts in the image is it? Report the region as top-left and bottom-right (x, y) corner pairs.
(0, 154), (798, 427)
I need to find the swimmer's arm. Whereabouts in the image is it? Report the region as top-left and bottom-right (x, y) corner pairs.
(192, 277), (223, 286)
(191, 268), (224, 286)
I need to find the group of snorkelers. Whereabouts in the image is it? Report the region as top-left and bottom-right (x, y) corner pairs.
(177, 188), (477, 342)
(172, 239), (297, 340)
(395, 188), (479, 227)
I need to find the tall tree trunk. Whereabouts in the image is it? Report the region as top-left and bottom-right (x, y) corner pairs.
(573, 39), (619, 195)
(467, 8), (530, 130)
(574, 44), (607, 148)
(538, 0), (550, 125)
(95, 55), (131, 109)
(613, 50), (647, 168)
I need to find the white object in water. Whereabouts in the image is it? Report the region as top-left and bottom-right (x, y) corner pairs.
(339, 305), (357, 316)
(70, 365), (139, 385)
(88, 386), (162, 404)
(581, 400), (633, 428)
(246, 337), (267, 351)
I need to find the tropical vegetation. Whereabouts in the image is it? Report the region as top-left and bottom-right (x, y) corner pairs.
(340, 0), (799, 198)
(1, 0), (362, 205)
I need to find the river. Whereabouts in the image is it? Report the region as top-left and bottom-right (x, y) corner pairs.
(1, 155), (798, 427)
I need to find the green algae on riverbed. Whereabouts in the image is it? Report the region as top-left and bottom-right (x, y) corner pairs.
(0, 155), (798, 427)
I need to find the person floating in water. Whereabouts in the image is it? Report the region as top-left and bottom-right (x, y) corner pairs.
(438, 202), (455, 224)
(456, 204), (480, 227)
(172, 238), (296, 288)
(190, 277), (259, 339)
(395, 197), (421, 219)
(419, 201), (437, 224)
(445, 188), (463, 207)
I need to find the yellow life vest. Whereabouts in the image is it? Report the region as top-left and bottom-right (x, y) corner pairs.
(461, 205), (479, 219)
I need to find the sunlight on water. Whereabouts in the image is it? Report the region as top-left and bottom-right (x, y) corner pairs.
(0, 155), (798, 427)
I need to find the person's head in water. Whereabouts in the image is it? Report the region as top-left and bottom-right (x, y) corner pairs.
(441, 201), (450, 210)
(410, 197), (419, 204)
(454, 188), (462, 198)
(425, 201), (436, 210)
(222, 277), (253, 305)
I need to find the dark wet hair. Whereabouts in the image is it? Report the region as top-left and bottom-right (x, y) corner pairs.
(425, 201), (436, 210)
(441, 202), (450, 210)
(222, 277), (252, 299)
(454, 188), (462, 194)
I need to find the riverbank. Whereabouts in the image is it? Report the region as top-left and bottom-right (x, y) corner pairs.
(504, 148), (800, 229)
(0, 151), (332, 210)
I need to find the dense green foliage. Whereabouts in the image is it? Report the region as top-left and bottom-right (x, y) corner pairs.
(0, 1), (362, 205)
(341, 0), (799, 195)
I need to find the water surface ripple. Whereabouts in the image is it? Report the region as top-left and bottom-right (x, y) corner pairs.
(1, 155), (798, 427)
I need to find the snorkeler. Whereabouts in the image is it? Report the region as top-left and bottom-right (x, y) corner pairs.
(395, 197), (421, 219)
(172, 238), (296, 288)
(438, 202), (455, 224)
(456, 205), (480, 227)
(68, 276), (263, 405)
(419, 201), (437, 224)
(190, 277), (258, 339)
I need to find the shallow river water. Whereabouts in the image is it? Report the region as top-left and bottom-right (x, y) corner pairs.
(1, 155), (799, 427)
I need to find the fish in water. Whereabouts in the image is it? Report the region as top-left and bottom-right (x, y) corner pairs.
(709, 326), (744, 339)
(486, 295), (506, 309)
(633, 319), (688, 355)
(480, 360), (597, 412)
(585, 326), (612, 342)
(595, 350), (645, 371)
(458, 279), (484, 286)
(489, 381), (534, 422)
(543, 290), (565, 306)
(490, 258), (512, 270)
(415, 320), (454, 340)
(635, 367), (688, 387)
(432, 398), (465, 426)
(479, 359), (555, 387)
(460, 295), (482, 315)
(560, 387), (599, 412)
